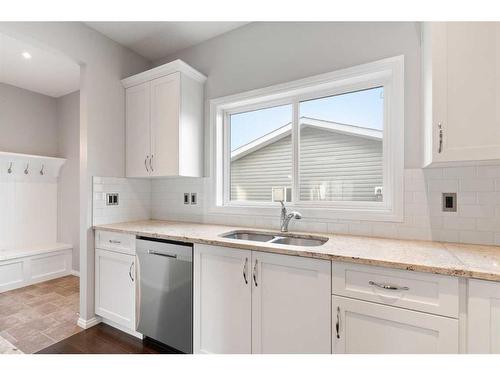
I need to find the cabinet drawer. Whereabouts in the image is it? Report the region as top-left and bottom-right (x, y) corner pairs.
(95, 230), (135, 255)
(332, 262), (459, 318)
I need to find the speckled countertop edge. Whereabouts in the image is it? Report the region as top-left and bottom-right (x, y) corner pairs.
(94, 220), (500, 282)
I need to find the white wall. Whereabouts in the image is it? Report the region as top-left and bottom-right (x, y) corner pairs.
(0, 22), (151, 323)
(155, 22), (422, 168)
(57, 90), (80, 271)
(148, 22), (500, 246)
(0, 83), (58, 157)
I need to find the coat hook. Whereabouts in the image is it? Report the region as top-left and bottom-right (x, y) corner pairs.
(40, 164), (44, 176)
(7, 162), (12, 174)
(24, 163), (29, 175)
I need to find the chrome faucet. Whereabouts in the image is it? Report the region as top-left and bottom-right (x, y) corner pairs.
(279, 201), (302, 232)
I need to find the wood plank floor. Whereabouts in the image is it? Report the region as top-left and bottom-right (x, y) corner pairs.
(36, 323), (178, 354)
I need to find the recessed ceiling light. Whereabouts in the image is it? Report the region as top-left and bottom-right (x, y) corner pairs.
(21, 51), (32, 60)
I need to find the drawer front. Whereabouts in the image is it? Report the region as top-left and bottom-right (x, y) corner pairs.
(95, 230), (136, 255)
(332, 262), (459, 318)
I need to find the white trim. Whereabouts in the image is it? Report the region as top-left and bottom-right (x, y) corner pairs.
(77, 316), (102, 330)
(210, 56), (404, 222)
(121, 59), (207, 88)
(101, 317), (144, 339)
(70, 270), (80, 277)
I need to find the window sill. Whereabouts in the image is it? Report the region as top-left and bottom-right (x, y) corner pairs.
(208, 203), (403, 223)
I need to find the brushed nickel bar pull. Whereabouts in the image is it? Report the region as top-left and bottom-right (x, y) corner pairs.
(336, 306), (340, 339)
(253, 259), (258, 287)
(369, 280), (409, 291)
(438, 123), (443, 154)
(243, 257), (248, 284)
(129, 261), (135, 282)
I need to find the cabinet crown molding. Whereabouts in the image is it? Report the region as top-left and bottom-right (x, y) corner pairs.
(122, 59), (207, 88)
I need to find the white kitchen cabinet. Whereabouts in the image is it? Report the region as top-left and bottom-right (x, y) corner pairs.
(422, 22), (500, 166)
(467, 279), (500, 353)
(95, 248), (136, 331)
(125, 82), (150, 178)
(193, 244), (252, 354)
(332, 295), (459, 354)
(194, 244), (331, 354)
(251, 251), (331, 354)
(122, 59), (206, 178)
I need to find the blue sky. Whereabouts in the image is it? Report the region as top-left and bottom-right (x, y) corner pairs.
(230, 87), (384, 151)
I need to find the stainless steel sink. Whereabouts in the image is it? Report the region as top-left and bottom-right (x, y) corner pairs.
(220, 230), (328, 247)
(222, 232), (275, 242)
(269, 236), (326, 247)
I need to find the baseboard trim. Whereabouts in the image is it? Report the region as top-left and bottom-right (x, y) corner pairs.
(101, 317), (143, 339)
(77, 316), (102, 330)
(70, 270), (80, 277)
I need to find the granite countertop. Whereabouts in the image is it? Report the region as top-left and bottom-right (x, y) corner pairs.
(94, 220), (500, 282)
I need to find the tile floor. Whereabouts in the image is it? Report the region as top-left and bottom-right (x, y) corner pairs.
(0, 275), (81, 353)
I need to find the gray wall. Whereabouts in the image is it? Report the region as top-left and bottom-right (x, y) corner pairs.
(231, 128), (383, 202)
(0, 83), (58, 156)
(0, 22), (151, 322)
(156, 22), (421, 168)
(57, 91), (80, 271)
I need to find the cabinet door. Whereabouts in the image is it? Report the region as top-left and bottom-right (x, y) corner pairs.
(251, 251), (331, 354)
(468, 279), (500, 353)
(193, 244), (251, 354)
(332, 296), (458, 354)
(95, 248), (135, 330)
(424, 22), (500, 164)
(150, 72), (181, 177)
(125, 82), (151, 177)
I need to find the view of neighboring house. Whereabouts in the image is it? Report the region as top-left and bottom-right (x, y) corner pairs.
(230, 117), (383, 202)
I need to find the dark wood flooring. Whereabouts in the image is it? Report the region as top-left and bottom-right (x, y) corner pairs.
(36, 323), (178, 354)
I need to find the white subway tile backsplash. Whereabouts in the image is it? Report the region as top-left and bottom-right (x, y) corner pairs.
(428, 179), (459, 192)
(92, 165), (500, 246)
(459, 178), (495, 192)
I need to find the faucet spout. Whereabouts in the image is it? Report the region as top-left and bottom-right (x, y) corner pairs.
(279, 201), (302, 232)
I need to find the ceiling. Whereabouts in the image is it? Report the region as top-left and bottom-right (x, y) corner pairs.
(85, 22), (249, 61)
(0, 33), (80, 98)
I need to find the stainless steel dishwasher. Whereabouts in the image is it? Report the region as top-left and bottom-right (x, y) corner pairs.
(136, 237), (193, 353)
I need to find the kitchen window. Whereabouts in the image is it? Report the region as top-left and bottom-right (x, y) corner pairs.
(211, 56), (404, 222)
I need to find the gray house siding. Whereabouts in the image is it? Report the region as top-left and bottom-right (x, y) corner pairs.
(230, 126), (383, 202)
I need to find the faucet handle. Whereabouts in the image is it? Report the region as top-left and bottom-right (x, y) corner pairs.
(279, 200), (285, 209)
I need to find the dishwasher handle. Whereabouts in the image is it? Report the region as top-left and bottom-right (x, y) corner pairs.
(148, 250), (177, 258)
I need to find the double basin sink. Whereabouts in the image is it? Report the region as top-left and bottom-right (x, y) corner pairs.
(220, 230), (328, 247)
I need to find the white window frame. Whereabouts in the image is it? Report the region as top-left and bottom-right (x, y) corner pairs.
(209, 56), (404, 222)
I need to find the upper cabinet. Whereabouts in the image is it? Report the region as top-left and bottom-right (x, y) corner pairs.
(122, 60), (206, 178)
(422, 22), (500, 167)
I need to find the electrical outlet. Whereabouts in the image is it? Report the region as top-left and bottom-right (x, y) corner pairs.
(191, 193), (197, 205)
(106, 193), (119, 206)
(442, 193), (457, 212)
(184, 193), (190, 205)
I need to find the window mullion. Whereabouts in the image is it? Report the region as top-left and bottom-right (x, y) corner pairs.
(292, 99), (299, 205)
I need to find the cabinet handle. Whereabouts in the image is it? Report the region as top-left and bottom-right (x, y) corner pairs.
(145, 155), (149, 172)
(336, 306), (340, 339)
(108, 239), (121, 244)
(252, 259), (258, 287)
(243, 257), (248, 284)
(150, 154), (154, 172)
(438, 123), (443, 154)
(129, 261), (135, 282)
(369, 280), (409, 291)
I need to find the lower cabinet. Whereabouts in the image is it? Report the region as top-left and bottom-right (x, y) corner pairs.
(332, 296), (459, 354)
(467, 279), (500, 353)
(194, 244), (331, 354)
(95, 248), (136, 331)
(194, 245), (252, 354)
